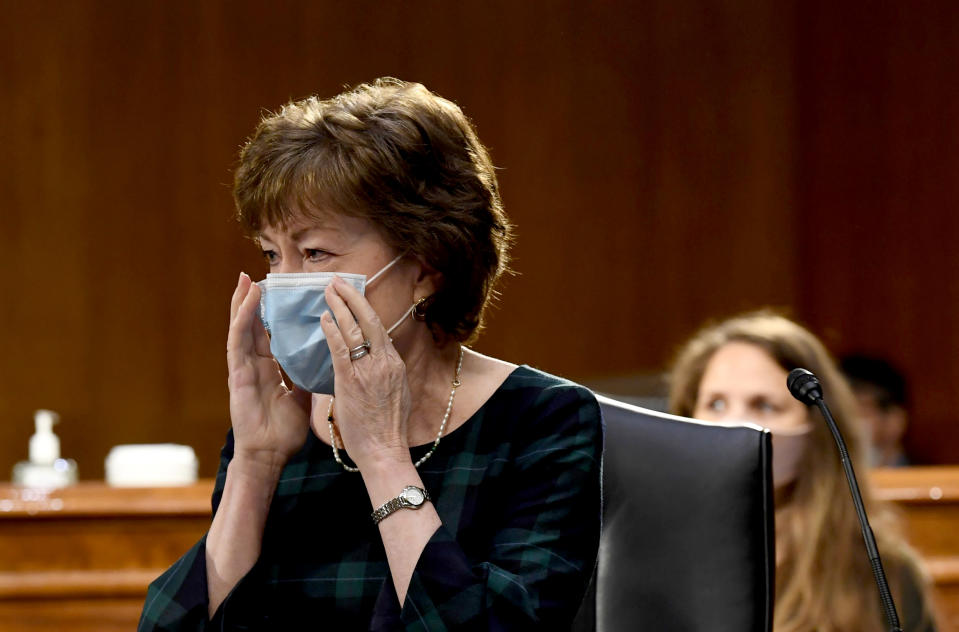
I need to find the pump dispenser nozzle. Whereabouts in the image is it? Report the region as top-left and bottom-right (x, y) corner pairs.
(29, 409), (61, 465)
(14, 409), (76, 488)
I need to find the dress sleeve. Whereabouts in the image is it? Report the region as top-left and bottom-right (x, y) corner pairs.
(137, 432), (242, 631)
(897, 557), (939, 632)
(374, 383), (604, 631)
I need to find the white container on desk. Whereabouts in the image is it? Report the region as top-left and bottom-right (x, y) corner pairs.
(105, 444), (198, 487)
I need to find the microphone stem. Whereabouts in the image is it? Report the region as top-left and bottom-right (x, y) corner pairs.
(815, 398), (903, 632)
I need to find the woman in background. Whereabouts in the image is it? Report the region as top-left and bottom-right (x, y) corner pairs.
(669, 312), (936, 632)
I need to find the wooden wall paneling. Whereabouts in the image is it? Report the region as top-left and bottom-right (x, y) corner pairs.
(796, 2), (959, 464)
(469, 0), (802, 381)
(3, 0), (956, 483)
(2, 2), (102, 475)
(0, 0), (807, 480)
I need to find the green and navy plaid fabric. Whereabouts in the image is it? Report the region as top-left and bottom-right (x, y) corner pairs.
(139, 365), (603, 631)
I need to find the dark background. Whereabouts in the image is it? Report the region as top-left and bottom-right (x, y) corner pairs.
(2, 1), (957, 478)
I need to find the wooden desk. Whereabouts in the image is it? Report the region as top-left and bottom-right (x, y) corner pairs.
(0, 470), (957, 630)
(873, 466), (959, 631)
(0, 481), (214, 632)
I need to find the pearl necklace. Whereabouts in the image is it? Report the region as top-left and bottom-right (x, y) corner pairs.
(327, 346), (465, 472)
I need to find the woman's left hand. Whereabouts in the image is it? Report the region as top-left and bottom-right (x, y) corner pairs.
(318, 276), (413, 469)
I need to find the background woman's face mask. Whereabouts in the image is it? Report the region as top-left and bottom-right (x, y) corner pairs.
(257, 255), (409, 393)
(769, 424), (814, 488)
(710, 419), (814, 488)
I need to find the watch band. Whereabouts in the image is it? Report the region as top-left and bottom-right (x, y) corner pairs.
(371, 485), (431, 525)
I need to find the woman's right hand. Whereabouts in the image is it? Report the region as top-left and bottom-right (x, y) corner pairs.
(226, 272), (311, 473)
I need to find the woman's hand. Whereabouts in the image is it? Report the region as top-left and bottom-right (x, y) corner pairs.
(227, 272), (311, 472)
(320, 277), (443, 607)
(319, 276), (412, 470)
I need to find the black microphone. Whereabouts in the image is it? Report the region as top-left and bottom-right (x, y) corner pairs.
(787, 368), (903, 632)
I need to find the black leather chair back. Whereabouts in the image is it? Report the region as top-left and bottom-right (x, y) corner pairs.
(573, 395), (775, 632)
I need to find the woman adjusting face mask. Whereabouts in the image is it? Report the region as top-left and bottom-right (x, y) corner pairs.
(143, 79), (604, 632)
(258, 253), (417, 393)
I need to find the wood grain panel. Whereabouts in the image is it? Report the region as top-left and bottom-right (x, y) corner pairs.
(2, 469), (958, 631)
(796, 2), (959, 464)
(0, 1), (802, 479)
(873, 466), (959, 630)
(0, 599), (144, 632)
(1, 0), (956, 483)
(0, 481), (213, 631)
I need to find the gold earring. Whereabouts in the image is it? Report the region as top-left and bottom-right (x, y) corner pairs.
(412, 297), (429, 321)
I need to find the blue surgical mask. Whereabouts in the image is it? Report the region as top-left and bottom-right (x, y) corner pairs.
(731, 418), (813, 488)
(257, 254), (412, 393)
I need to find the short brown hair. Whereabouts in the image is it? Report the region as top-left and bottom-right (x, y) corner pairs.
(233, 77), (512, 344)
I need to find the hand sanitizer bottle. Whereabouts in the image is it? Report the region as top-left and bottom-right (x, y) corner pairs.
(12, 410), (78, 488)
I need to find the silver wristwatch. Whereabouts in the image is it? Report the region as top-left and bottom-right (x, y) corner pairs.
(371, 485), (431, 525)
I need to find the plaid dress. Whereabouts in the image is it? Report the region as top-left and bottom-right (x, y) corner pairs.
(139, 366), (603, 631)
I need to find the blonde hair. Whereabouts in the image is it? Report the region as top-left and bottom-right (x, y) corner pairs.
(669, 311), (932, 631)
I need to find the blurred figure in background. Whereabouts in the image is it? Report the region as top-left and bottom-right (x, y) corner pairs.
(669, 312), (936, 632)
(841, 354), (912, 467)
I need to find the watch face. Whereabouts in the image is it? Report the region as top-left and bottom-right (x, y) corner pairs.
(402, 487), (425, 505)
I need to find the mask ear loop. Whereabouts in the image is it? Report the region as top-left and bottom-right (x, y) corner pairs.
(366, 253), (405, 287)
(370, 253), (410, 340)
(372, 253), (430, 338)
